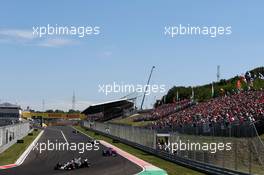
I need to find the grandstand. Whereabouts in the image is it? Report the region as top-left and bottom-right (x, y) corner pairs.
(148, 90), (264, 136)
(82, 98), (134, 122)
(111, 68), (264, 137)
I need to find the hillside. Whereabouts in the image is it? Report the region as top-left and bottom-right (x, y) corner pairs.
(157, 67), (264, 105)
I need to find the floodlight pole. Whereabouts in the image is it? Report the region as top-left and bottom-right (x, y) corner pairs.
(140, 66), (155, 110)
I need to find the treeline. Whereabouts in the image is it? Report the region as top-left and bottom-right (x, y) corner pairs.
(156, 67), (264, 106)
(32, 109), (81, 114)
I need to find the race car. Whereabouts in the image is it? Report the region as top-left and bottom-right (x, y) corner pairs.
(54, 157), (91, 170)
(72, 130), (79, 134)
(89, 139), (95, 144)
(102, 147), (118, 157)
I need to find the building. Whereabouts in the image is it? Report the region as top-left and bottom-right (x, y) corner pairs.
(0, 103), (22, 125)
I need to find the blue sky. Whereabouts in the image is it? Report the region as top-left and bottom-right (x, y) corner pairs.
(0, 1), (263, 111)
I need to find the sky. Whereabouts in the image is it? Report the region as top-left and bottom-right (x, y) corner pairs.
(0, 1), (263, 111)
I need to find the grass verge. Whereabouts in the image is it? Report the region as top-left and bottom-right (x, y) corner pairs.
(110, 114), (152, 127)
(74, 126), (204, 175)
(0, 130), (40, 166)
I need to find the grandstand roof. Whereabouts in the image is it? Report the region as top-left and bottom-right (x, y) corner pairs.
(0, 103), (21, 109)
(82, 98), (133, 114)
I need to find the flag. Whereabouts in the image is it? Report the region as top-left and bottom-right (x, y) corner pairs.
(173, 97), (176, 103)
(191, 87), (194, 100)
(241, 75), (247, 83)
(236, 80), (241, 90)
(211, 82), (214, 97)
(259, 73), (264, 80)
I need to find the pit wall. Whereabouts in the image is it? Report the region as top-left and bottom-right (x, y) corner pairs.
(0, 122), (30, 154)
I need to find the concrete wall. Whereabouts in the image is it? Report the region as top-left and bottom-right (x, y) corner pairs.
(83, 121), (156, 148)
(0, 122), (30, 154)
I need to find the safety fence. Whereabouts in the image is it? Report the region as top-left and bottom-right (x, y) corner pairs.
(0, 122), (31, 154)
(83, 120), (264, 175)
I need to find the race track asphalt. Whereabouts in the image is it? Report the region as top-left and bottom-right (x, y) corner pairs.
(0, 126), (142, 175)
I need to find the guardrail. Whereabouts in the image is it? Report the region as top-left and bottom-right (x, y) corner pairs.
(82, 121), (255, 175)
(88, 126), (250, 175)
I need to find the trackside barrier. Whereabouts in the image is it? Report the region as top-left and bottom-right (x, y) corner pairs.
(84, 125), (248, 175)
(0, 122), (30, 154)
(82, 121), (264, 175)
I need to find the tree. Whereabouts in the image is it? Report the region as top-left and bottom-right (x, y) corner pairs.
(68, 109), (81, 114)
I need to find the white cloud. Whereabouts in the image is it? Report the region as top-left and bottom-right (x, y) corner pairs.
(0, 28), (75, 47)
(0, 29), (35, 41)
(38, 38), (75, 47)
(97, 45), (117, 58)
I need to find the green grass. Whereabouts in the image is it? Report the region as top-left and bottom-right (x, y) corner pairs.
(260, 133), (264, 141)
(110, 114), (153, 127)
(74, 126), (204, 175)
(0, 130), (40, 166)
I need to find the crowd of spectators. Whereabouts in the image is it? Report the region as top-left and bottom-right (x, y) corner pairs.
(88, 112), (104, 121)
(133, 99), (193, 122)
(150, 90), (264, 129)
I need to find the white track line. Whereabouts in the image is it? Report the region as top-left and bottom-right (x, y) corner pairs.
(16, 130), (44, 166)
(60, 130), (68, 143)
(71, 126), (93, 140)
(72, 127), (167, 175)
